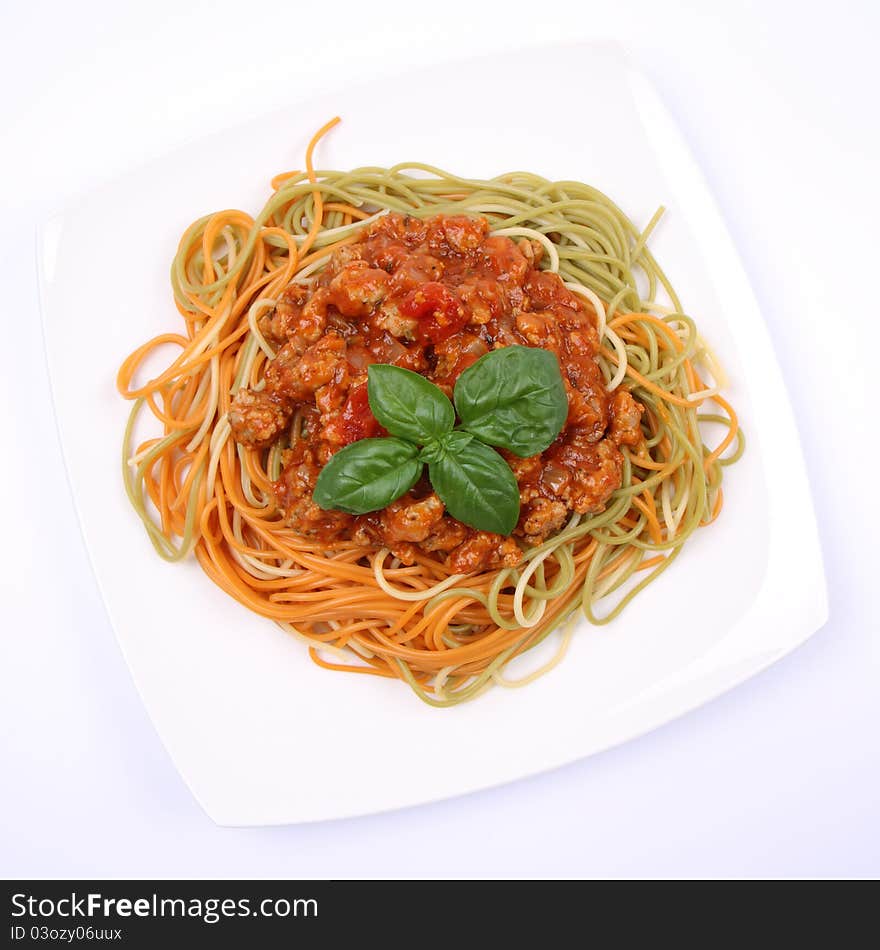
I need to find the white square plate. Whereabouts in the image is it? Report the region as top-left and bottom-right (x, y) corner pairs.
(39, 44), (827, 825)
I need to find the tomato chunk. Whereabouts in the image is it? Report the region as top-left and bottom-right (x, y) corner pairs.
(338, 382), (381, 444)
(399, 282), (469, 343)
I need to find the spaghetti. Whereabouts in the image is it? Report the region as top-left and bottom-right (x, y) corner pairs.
(117, 119), (743, 706)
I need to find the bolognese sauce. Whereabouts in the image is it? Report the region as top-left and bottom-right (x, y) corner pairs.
(229, 213), (643, 573)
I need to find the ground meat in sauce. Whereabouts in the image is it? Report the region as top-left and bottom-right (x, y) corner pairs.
(229, 213), (645, 573)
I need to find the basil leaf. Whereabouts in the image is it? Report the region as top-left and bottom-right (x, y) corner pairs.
(313, 438), (422, 514)
(454, 345), (569, 457)
(429, 440), (520, 535)
(443, 430), (474, 454)
(368, 364), (455, 443)
(418, 430), (474, 465)
(418, 440), (445, 465)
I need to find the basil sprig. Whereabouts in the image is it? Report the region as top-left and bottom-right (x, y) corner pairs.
(313, 346), (568, 536)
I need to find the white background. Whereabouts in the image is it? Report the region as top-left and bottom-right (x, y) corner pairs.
(1, 0), (877, 878)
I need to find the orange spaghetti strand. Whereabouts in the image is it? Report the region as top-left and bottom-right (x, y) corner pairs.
(322, 202), (371, 220)
(298, 116), (340, 259)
